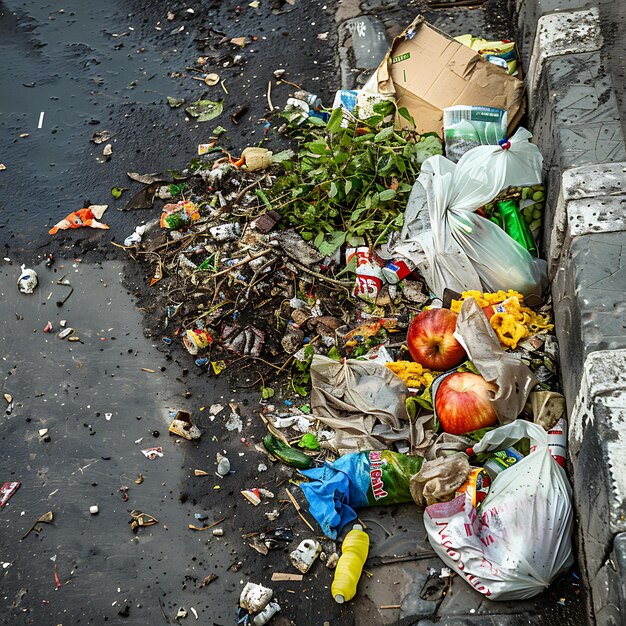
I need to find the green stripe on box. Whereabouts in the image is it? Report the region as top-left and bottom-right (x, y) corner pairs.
(392, 52), (410, 64)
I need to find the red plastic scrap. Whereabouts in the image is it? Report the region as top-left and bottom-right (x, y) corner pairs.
(0, 482), (20, 507)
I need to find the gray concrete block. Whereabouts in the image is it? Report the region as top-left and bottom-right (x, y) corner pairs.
(532, 51), (626, 170)
(592, 532), (626, 626)
(553, 233), (626, 403)
(543, 163), (626, 274)
(526, 7), (603, 106)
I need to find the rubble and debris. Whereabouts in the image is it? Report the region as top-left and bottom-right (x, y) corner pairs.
(168, 411), (202, 440)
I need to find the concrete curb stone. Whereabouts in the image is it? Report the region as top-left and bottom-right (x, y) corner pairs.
(518, 0), (626, 623)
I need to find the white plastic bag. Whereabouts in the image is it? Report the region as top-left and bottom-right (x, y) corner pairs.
(394, 128), (548, 299)
(424, 420), (573, 600)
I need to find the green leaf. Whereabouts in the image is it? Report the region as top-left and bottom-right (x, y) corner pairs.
(379, 188), (396, 202)
(305, 140), (328, 155)
(167, 96), (184, 108)
(256, 188), (273, 211)
(398, 107), (416, 128)
(328, 181), (338, 199)
(261, 386), (275, 399)
(317, 230), (346, 256)
(185, 99), (223, 122)
(272, 149), (294, 163)
(169, 183), (186, 197)
(297, 433), (320, 450)
(344, 180), (353, 196)
(111, 187), (126, 198)
(374, 126), (394, 142)
(327, 346), (341, 361)
(373, 100), (395, 117)
(327, 107), (344, 134)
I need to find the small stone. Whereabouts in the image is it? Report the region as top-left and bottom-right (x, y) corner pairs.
(90, 505), (99, 515)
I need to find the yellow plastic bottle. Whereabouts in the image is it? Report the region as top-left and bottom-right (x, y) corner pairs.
(331, 524), (369, 603)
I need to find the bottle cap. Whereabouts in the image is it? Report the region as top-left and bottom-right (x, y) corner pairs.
(466, 447), (475, 457)
(334, 594), (345, 604)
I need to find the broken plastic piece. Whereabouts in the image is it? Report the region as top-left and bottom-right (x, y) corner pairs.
(0, 481), (20, 507)
(49, 205), (109, 235)
(241, 488), (262, 506)
(17, 265), (38, 294)
(168, 411), (202, 440)
(239, 582), (273, 613)
(129, 510), (158, 531)
(289, 539), (321, 573)
(141, 447), (164, 459)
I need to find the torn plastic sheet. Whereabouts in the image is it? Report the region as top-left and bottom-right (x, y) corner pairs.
(454, 298), (537, 421)
(309, 355), (427, 456)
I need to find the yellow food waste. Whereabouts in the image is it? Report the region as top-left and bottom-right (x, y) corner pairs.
(450, 290), (554, 350)
(386, 361), (439, 388)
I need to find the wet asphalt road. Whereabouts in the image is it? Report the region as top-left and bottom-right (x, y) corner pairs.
(0, 0), (339, 258)
(0, 1), (592, 625)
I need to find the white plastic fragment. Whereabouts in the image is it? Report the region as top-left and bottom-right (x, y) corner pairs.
(239, 582), (273, 613)
(17, 265), (38, 294)
(90, 505), (99, 515)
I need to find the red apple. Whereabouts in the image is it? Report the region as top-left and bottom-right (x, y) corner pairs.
(434, 372), (498, 435)
(407, 308), (466, 371)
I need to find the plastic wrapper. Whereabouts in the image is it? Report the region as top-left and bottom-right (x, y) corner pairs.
(299, 450), (424, 538)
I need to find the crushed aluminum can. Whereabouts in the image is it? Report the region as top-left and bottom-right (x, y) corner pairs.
(168, 411), (202, 440)
(17, 265), (38, 294)
(353, 261), (383, 302)
(345, 246), (370, 268)
(209, 222), (241, 242)
(382, 257), (416, 284)
(183, 328), (214, 355)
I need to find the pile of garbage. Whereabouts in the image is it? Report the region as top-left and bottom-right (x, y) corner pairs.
(84, 14), (571, 619)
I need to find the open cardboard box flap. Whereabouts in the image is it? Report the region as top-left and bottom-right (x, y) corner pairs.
(375, 15), (525, 135)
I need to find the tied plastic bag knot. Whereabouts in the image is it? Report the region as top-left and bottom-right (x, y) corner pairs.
(498, 137), (512, 150)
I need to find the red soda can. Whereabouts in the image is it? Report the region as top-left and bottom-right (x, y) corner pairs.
(382, 257), (416, 284)
(346, 246), (371, 268)
(353, 261), (383, 301)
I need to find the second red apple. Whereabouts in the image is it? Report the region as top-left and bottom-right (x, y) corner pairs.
(407, 308), (467, 371)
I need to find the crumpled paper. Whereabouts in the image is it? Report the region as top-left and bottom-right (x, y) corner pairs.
(454, 297), (537, 421)
(528, 390), (565, 430)
(410, 455), (470, 507)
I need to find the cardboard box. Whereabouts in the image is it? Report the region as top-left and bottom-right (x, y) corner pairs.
(375, 16), (525, 135)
